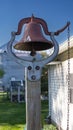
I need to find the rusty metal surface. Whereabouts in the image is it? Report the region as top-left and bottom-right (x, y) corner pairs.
(14, 15), (53, 51)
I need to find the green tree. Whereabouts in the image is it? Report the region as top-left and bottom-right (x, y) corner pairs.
(41, 65), (48, 96)
(41, 51), (47, 58)
(40, 52), (48, 96)
(0, 69), (5, 78)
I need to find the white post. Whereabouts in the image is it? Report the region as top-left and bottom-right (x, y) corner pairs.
(26, 79), (41, 130)
(25, 68), (41, 130)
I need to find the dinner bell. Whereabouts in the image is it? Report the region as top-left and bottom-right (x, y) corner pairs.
(14, 16), (53, 53)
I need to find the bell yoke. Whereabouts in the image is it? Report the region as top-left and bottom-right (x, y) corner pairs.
(7, 15), (70, 81)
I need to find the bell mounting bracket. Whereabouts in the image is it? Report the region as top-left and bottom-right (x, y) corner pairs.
(7, 16), (70, 81)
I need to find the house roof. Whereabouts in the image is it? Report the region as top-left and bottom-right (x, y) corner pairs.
(59, 35), (73, 54)
(0, 41), (33, 60)
(0, 41), (29, 54)
(47, 36), (73, 64)
(0, 41), (17, 53)
(0, 43), (7, 53)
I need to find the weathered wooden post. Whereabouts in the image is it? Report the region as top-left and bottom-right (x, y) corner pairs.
(7, 15), (69, 130)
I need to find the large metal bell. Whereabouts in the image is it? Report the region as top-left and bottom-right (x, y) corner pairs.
(14, 17), (53, 52)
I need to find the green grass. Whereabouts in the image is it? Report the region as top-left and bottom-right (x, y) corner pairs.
(41, 101), (57, 130)
(0, 93), (56, 130)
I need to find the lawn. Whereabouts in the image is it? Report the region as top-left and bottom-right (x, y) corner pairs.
(0, 93), (56, 130)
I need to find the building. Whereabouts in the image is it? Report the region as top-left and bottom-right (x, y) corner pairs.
(48, 36), (73, 130)
(0, 43), (25, 89)
(0, 43), (27, 102)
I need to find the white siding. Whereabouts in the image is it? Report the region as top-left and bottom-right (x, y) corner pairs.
(48, 58), (73, 130)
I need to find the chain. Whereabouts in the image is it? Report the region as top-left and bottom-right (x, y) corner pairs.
(66, 23), (70, 130)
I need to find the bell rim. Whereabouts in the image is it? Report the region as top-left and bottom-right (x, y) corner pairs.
(14, 41), (53, 51)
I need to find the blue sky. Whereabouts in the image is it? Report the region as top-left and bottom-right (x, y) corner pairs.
(0, 0), (73, 47)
